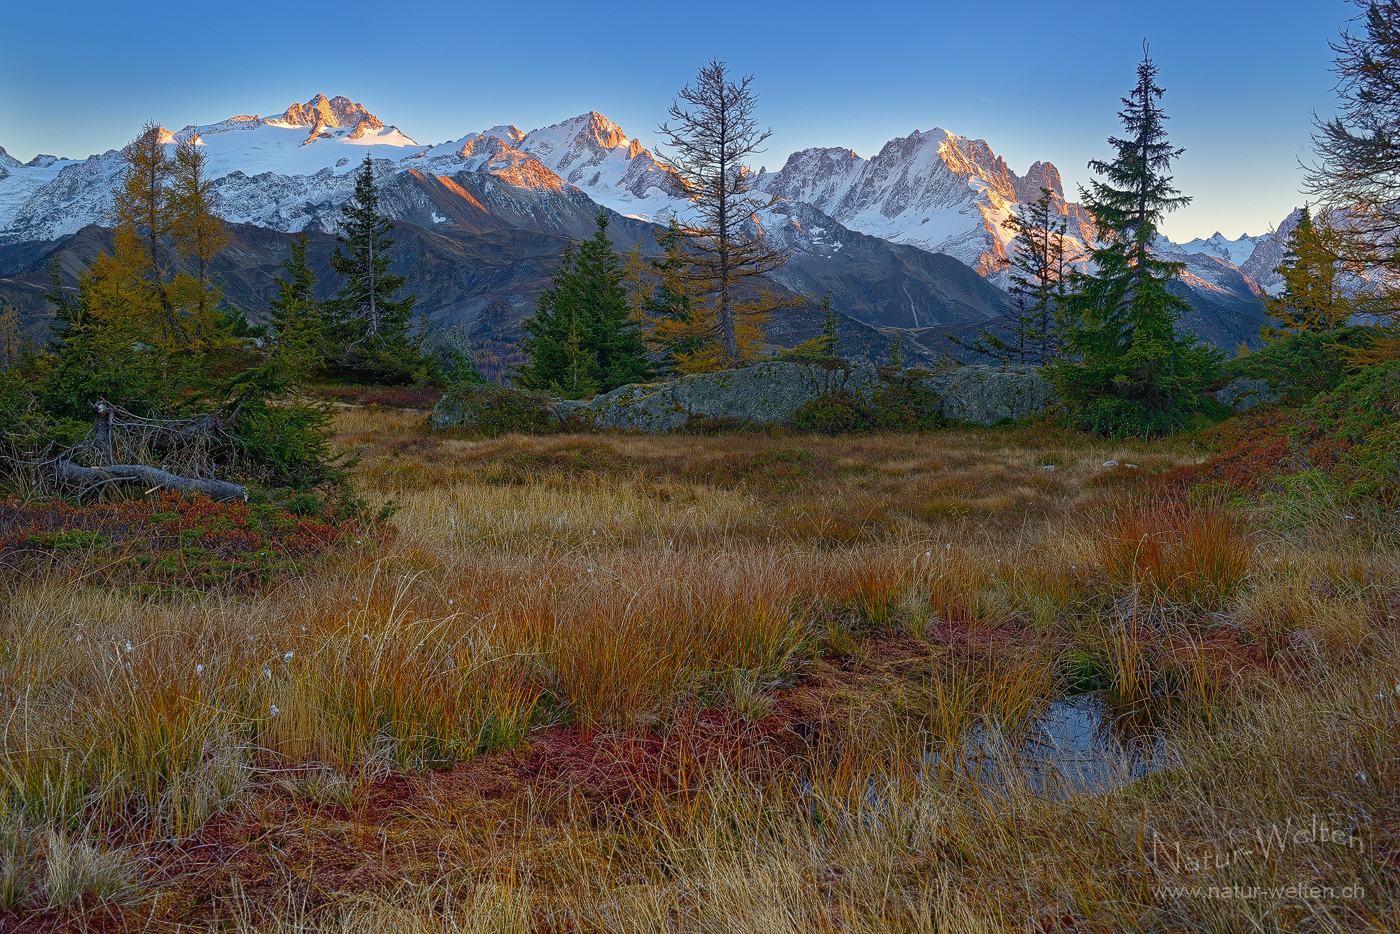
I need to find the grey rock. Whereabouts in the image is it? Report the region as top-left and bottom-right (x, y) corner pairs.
(554, 361), (883, 433)
(1215, 377), (1280, 412)
(430, 361), (1057, 434)
(932, 364), (1057, 425)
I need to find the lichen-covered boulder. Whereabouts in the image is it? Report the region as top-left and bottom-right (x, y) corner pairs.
(928, 365), (1058, 425)
(553, 361), (885, 432)
(429, 362), (1058, 434)
(1215, 377), (1280, 413)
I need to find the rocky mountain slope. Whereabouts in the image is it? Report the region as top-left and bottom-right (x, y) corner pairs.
(0, 219), (936, 381)
(0, 93), (1281, 352)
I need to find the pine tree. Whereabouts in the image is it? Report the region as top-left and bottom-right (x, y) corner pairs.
(818, 292), (839, 357)
(519, 215), (652, 397)
(1262, 206), (1353, 341)
(267, 231), (324, 378)
(657, 60), (791, 366)
(324, 155), (430, 383)
(269, 233), (320, 340)
(1048, 48), (1220, 437)
(956, 188), (1072, 364)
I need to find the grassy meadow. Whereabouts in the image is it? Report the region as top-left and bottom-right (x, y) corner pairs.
(0, 405), (1396, 932)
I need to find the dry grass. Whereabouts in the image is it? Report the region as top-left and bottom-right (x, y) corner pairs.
(0, 409), (1395, 931)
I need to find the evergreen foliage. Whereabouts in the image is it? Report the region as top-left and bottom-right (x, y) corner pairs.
(819, 292), (840, 357)
(518, 214), (652, 398)
(4, 127), (341, 493)
(1226, 325), (1377, 402)
(642, 221), (710, 373)
(1048, 50), (1221, 437)
(1262, 207), (1354, 341)
(786, 291), (843, 360)
(324, 156), (434, 384)
(269, 232), (324, 371)
(955, 188), (1073, 365)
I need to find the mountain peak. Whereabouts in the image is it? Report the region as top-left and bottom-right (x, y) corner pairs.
(266, 94), (384, 134)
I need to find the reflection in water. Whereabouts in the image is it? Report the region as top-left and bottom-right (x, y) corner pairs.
(930, 692), (1171, 797)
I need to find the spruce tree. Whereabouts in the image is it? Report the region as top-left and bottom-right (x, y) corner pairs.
(1049, 49), (1220, 437)
(818, 292), (839, 357)
(643, 221), (707, 373)
(269, 233), (320, 341)
(956, 188), (1072, 365)
(325, 155), (429, 383)
(519, 214), (651, 397)
(1262, 206), (1353, 341)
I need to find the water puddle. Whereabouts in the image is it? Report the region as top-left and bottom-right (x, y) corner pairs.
(930, 692), (1173, 797)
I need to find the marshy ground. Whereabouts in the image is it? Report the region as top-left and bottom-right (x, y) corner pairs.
(1, 406), (1396, 932)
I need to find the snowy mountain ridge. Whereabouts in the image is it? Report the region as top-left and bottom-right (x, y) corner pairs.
(0, 93), (1282, 314)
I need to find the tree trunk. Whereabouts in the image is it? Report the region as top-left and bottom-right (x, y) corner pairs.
(55, 460), (247, 501)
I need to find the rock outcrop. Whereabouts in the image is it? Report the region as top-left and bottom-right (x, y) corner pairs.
(1215, 377), (1281, 412)
(431, 362), (1056, 434)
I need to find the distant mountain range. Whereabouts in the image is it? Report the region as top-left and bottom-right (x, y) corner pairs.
(0, 93), (1288, 360)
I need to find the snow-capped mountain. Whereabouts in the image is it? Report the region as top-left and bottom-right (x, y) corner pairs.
(0, 92), (1276, 342)
(1160, 230), (1269, 268)
(751, 130), (1097, 281)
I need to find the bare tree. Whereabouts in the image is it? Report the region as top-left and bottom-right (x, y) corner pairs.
(657, 60), (790, 364)
(1306, 1), (1400, 360)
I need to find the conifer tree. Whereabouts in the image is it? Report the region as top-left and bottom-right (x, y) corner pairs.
(658, 60), (790, 366)
(1262, 206), (1353, 341)
(818, 292), (839, 357)
(1049, 49), (1219, 437)
(324, 155), (430, 383)
(169, 137), (229, 345)
(110, 122), (176, 342)
(0, 298), (18, 369)
(1306, 1), (1400, 362)
(642, 221), (707, 373)
(269, 233), (321, 341)
(268, 231), (324, 377)
(956, 188), (1072, 364)
(519, 215), (652, 397)
(41, 251), (166, 418)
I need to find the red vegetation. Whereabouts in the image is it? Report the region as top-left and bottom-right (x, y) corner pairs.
(0, 492), (346, 589)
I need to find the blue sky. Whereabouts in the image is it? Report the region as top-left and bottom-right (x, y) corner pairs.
(0, 0), (1354, 241)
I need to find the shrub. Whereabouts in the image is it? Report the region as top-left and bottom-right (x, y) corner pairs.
(790, 369), (946, 434)
(1222, 325), (1377, 402)
(1174, 359), (1400, 510)
(433, 385), (560, 437)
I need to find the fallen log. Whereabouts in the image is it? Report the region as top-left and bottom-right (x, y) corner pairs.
(55, 459), (248, 501)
